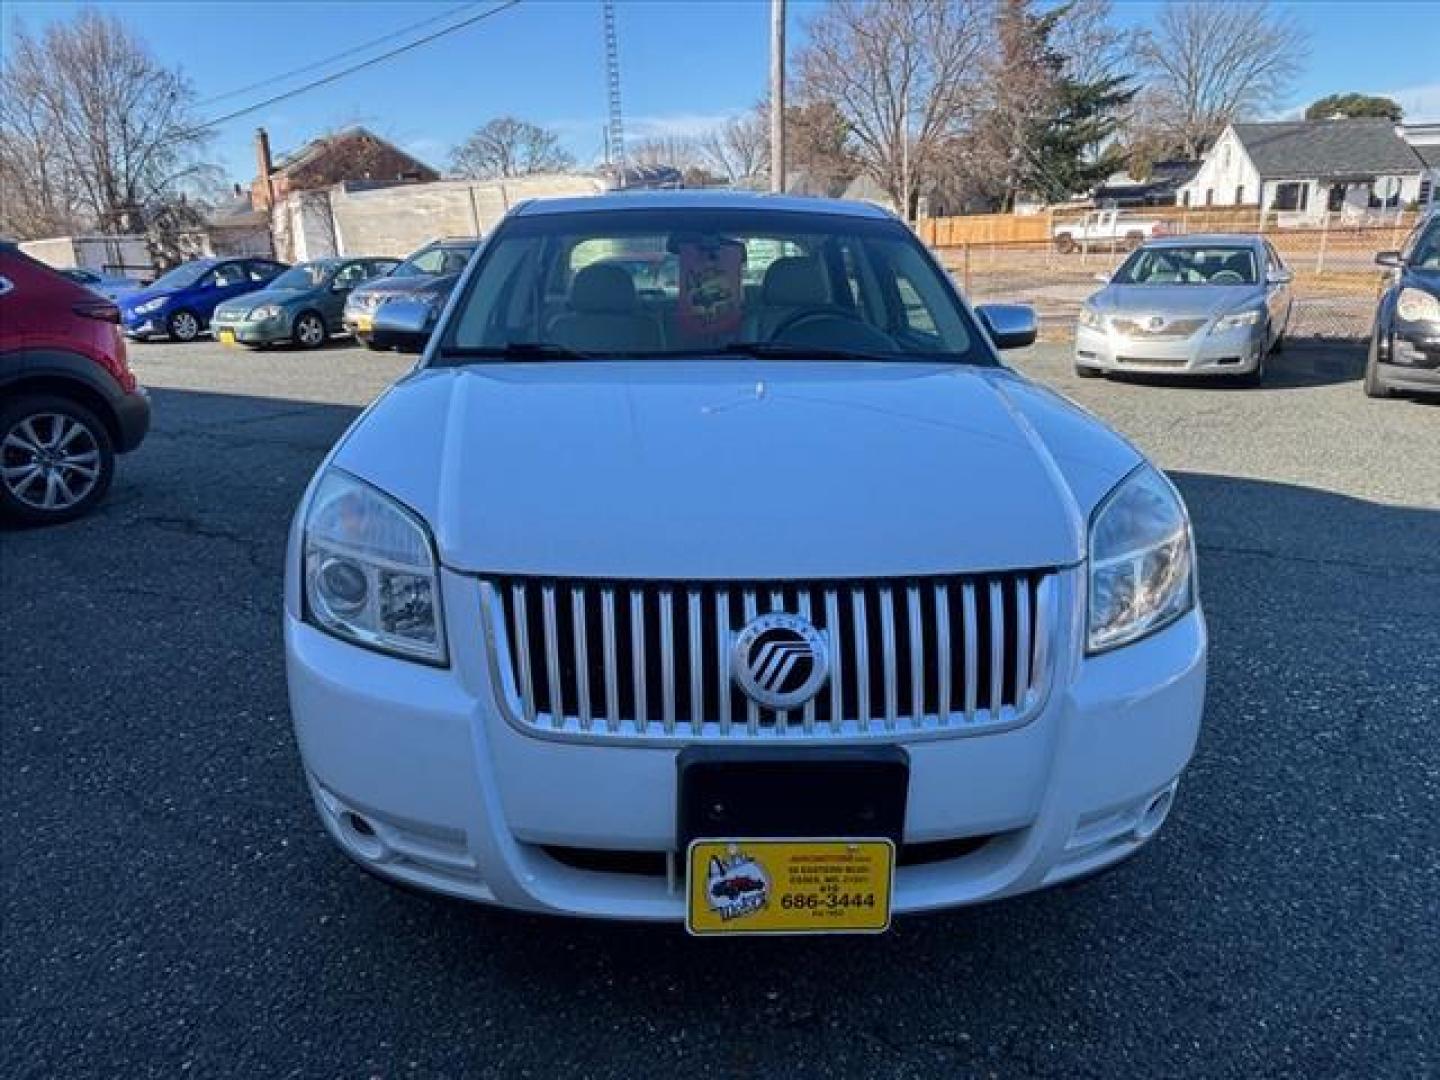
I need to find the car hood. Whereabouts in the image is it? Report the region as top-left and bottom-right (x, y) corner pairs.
(121, 284), (183, 310)
(351, 274), (453, 299)
(216, 287), (311, 312)
(328, 362), (1143, 578)
(1090, 284), (1262, 321)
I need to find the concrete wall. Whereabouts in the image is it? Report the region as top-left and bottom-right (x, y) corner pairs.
(20, 235), (151, 274)
(316, 174), (607, 258)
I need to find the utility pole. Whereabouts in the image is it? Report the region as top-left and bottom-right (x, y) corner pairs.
(770, 0), (786, 193)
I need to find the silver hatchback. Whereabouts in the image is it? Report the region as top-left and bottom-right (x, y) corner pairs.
(1075, 234), (1293, 385)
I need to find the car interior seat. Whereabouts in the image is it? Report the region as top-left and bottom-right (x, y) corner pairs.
(549, 263), (663, 352)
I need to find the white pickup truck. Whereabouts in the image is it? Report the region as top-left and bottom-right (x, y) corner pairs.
(1052, 209), (1169, 253)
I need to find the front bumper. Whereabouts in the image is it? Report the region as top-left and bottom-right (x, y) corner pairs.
(1076, 322), (1265, 375)
(285, 566), (1207, 920)
(113, 386), (150, 453)
(1376, 321), (1440, 392)
(122, 313), (165, 339)
(212, 313), (292, 345)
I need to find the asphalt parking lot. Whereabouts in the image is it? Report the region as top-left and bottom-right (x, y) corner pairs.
(3, 336), (1437, 1079)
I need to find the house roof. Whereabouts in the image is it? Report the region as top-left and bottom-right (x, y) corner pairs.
(1232, 120), (1424, 181)
(271, 126), (437, 179)
(1413, 143), (1440, 169)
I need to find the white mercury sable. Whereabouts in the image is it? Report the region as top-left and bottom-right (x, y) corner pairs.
(285, 192), (1205, 935)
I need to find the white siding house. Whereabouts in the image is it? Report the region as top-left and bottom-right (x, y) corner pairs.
(1179, 119), (1427, 221)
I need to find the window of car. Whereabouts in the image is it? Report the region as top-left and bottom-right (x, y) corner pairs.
(441, 207), (984, 363)
(1113, 246), (1258, 285)
(271, 263), (331, 290)
(392, 244), (476, 278)
(210, 263), (249, 288)
(332, 262), (371, 289)
(246, 260), (283, 282)
(62, 268), (101, 285)
(151, 261), (213, 290)
(368, 259), (401, 278)
(1402, 217), (1440, 269)
(1264, 241), (1286, 275)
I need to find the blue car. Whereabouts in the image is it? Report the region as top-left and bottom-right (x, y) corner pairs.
(120, 256), (288, 342)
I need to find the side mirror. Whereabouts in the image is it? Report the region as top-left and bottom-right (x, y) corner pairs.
(1375, 251), (1404, 269)
(976, 303), (1038, 350)
(370, 295), (434, 353)
(331, 280), (350, 293)
(1267, 268), (1294, 285)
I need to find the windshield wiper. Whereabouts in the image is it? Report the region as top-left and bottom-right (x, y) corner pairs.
(444, 341), (594, 362)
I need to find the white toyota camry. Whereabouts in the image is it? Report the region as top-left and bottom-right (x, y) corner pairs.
(284, 192), (1206, 935)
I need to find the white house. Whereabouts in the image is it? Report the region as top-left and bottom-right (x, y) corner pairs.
(1401, 122), (1440, 209)
(1178, 119), (1428, 221)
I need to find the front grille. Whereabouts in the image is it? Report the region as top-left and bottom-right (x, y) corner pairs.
(483, 573), (1055, 742)
(1111, 318), (1205, 340)
(1115, 355), (1190, 368)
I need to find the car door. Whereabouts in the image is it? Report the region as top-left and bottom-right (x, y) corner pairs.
(202, 261), (252, 319)
(325, 262), (371, 327)
(1263, 241), (1293, 338)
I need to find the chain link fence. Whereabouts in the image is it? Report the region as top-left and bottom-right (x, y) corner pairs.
(924, 210), (1423, 342)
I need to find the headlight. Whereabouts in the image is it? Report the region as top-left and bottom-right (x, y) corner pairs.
(302, 470), (446, 664)
(134, 297), (167, 314)
(1396, 287), (1440, 323)
(1087, 465), (1195, 653)
(249, 304), (283, 321)
(1078, 305), (1106, 330)
(1210, 308), (1263, 334)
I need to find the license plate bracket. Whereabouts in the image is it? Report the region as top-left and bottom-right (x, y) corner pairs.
(676, 746), (909, 848)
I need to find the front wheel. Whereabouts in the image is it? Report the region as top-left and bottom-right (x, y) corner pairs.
(1363, 333), (1393, 399)
(0, 394), (116, 525)
(293, 311), (327, 349)
(167, 309), (201, 342)
(1054, 234), (1077, 254)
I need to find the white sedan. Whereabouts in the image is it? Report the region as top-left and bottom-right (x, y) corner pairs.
(284, 192), (1205, 935)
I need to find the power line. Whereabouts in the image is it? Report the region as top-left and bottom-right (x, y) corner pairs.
(172, 0), (522, 144)
(197, 2), (483, 107)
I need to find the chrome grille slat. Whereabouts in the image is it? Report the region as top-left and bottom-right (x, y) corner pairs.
(541, 584), (564, 727)
(491, 572), (1055, 742)
(571, 587), (592, 730)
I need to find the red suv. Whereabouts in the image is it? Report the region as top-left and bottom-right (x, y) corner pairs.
(1, 241), (150, 524)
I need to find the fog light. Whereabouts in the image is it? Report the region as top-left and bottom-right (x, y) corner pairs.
(1133, 783), (1176, 840)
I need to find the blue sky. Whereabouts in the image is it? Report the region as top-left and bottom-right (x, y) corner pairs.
(6, 0), (1439, 187)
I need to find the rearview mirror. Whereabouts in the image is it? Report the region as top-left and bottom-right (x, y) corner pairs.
(1375, 251), (1404, 269)
(370, 296), (434, 354)
(975, 303), (1038, 350)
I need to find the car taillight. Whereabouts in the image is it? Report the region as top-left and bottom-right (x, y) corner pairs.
(73, 299), (121, 323)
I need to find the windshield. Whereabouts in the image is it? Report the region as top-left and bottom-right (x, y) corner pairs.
(270, 263), (332, 290)
(1405, 218), (1440, 269)
(440, 208), (982, 362)
(150, 261), (213, 290)
(1114, 246), (1258, 286)
(391, 244), (477, 278)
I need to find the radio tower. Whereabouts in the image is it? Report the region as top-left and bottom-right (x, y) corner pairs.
(603, 0), (626, 181)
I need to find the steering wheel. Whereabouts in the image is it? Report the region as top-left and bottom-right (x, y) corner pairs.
(1209, 270), (1244, 284)
(768, 306), (859, 342)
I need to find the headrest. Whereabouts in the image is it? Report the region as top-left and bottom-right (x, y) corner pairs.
(570, 263), (637, 313)
(761, 256), (828, 307)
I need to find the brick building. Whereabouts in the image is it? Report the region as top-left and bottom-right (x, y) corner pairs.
(251, 126), (439, 210)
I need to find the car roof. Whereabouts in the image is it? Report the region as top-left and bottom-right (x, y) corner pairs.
(1144, 233), (1265, 248)
(511, 189), (895, 221)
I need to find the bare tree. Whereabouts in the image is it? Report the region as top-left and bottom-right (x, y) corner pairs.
(0, 9), (213, 240)
(450, 118), (574, 179)
(1050, 0), (1138, 87)
(795, 0), (991, 218)
(696, 112), (770, 184)
(1133, 1), (1308, 160)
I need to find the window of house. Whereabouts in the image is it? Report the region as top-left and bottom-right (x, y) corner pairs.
(1236, 185), (1245, 204)
(1182, 190), (1191, 207)
(1205, 189), (1214, 206)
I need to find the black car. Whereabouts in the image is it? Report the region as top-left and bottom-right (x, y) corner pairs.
(1367, 212), (1440, 398)
(343, 237), (479, 351)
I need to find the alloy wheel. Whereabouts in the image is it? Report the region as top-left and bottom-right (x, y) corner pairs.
(171, 310), (199, 341)
(1, 412), (103, 511)
(297, 314), (326, 347)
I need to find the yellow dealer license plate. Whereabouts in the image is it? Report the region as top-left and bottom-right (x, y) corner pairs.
(217, 328), (237, 345)
(686, 838), (894, 936)
(355, 313), (372, 332)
